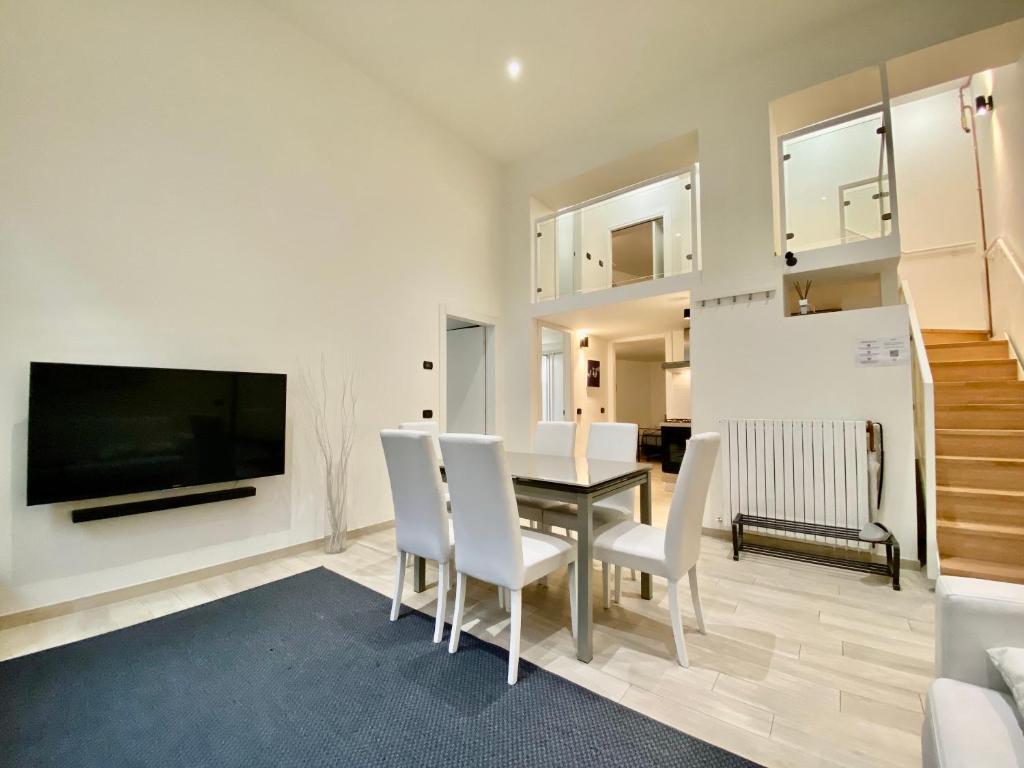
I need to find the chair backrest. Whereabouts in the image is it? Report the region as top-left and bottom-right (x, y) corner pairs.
(533, 421), (576, 457)
(664, 432), (720, 579)
(587, 422), (639, 514)
(380, 430), (450, 563)
(439, 434), (523, 588)
(399, 420), (440, 456)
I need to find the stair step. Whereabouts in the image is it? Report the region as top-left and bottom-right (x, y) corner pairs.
(940, 556), (1024, 584)
(936, 455), (1024, 492)
(931, 359), (1018, 383)
(923, 329), (990, 345)
(938, 519), (1024, 565)
(936, 429), (1024, 458)
(926, 339), (1009, 362)
(936, 404), (1024, 429)
(935, 380), (1024, 405)
(938, 486), (1024, 525)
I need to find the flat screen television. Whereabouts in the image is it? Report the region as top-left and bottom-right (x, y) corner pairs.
(27, 362), (287, 506)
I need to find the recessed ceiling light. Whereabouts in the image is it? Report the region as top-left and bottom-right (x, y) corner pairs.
(506, 58), (522, 81)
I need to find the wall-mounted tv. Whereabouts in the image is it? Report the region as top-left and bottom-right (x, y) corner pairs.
(27, 362), (287, 506)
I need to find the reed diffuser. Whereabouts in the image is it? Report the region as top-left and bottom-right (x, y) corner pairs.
(793, 280), (813, 315)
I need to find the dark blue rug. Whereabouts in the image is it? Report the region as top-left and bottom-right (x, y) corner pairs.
(0, 567), (760, 767)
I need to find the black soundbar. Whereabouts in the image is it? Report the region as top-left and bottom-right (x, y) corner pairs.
(71, 486), (256, 523)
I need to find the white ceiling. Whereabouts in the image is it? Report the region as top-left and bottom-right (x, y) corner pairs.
(540, 291), (689, 340)
(262, 0), (889, 162)
(615, 337), (666, 363)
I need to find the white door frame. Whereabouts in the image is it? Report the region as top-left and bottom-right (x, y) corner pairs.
(533, 319), (574, 429)
(439, 305), (499, 435)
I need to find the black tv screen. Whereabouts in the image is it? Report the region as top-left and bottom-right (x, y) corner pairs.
(27, 362), (287, 506)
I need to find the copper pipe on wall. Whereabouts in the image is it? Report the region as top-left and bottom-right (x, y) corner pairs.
(959, 77), (993, 334)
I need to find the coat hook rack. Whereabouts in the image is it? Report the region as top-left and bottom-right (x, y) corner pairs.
(695, 288), (775, 309)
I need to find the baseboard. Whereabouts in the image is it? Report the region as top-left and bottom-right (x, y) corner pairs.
(0, 537), (330, 630)
(0, 517), (401, 630)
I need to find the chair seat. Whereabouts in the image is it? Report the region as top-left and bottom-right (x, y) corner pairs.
(542, 501), (632, 530)
(923, 678), (1024, 768)
(593, 520), (669, 578)
(520, 529), (576, 586)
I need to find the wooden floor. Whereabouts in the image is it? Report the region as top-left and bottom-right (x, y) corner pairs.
(0, 469), (934, 768)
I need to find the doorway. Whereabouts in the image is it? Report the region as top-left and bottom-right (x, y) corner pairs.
(539, 325), (571, 421)
(446, 317), (488, 433)
(612, 337), (667, 428)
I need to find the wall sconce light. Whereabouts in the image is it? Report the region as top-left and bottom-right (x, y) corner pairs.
(976, 94), (994, 115)
(579, 335), (589, 348)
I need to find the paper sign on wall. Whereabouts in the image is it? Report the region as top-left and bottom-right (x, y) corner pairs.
(856, 336), (910, 367)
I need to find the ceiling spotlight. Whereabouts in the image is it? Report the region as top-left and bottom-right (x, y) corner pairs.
(506, 58), (522, 81)
(976, 94), (994, 115)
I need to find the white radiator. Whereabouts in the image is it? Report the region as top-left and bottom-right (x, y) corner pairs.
(720, 419), (872, 540)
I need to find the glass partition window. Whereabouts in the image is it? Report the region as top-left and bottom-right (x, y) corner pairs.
(533, 170), (697, 301)
(781, 111), (890, 254)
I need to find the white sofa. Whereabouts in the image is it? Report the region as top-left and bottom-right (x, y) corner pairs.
(923, 576), (1024, 767)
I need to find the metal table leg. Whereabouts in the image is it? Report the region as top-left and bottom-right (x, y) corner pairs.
(413, 555), (427, 593)
(575, 492), (593, 663)
(639, 471), (652, 600)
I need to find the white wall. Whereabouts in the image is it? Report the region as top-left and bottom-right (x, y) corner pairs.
(0, 0), (502, 613)
(976, 58), (1024, 263)
(446, 327), (487, 433)
(892, 88), (988, 329)
(614, 360), (664, 427)
(976, 57), (1024, 351)
(892, 90), (984, 253)
(500, 1), (1020, 563)
(573, 335), (609, 455)
(665, 368), (692, 419)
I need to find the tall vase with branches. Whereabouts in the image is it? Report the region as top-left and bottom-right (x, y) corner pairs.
(302, 357), (356, 554)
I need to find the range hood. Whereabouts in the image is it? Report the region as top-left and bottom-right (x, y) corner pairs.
(660, 327), (690, 370)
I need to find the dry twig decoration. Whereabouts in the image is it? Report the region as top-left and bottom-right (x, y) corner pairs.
(302, 357), (357, 553)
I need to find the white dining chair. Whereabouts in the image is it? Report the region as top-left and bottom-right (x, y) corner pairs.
(543, 422), (639, 528)
(533, 420), (577, 456)
(399, 420), (449, 504)
(543, 422), (640, 587)
(398, 420), (441, 456)
(380, 429), (454, 644)
(516, 421), (577, 526)
(440, 433), (578, 685)
(592, 432), (720, 667)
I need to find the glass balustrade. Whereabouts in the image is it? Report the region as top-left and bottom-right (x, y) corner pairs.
(781, 110), (891, 255)
(533, 170), (697, 301)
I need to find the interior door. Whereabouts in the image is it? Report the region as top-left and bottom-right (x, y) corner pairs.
(447, 326), (486, 433)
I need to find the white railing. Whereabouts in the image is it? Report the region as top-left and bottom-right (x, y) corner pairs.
(988, 237), (1024, 370)
(901, 279), (937, 580)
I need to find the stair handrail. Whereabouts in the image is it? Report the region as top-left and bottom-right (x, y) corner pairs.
(987, 237), (1024, 369)
(901, 279), (938, 580)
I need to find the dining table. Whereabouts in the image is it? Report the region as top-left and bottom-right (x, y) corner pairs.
(419, 451), (653, 663)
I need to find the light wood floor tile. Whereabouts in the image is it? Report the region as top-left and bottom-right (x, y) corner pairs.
(0, 468), (936, 768)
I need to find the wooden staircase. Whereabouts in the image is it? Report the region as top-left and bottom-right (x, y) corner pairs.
(926, 329), (1024, 583)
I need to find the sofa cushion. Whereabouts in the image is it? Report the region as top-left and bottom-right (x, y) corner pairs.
(989, 647), (1024, 720)
(923, 678), (1024, 768)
